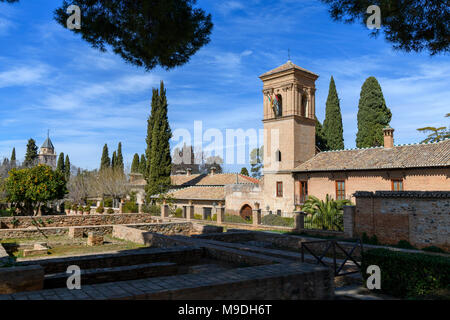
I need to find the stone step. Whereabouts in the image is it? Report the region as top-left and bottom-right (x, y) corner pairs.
(44, 262), (178, 288)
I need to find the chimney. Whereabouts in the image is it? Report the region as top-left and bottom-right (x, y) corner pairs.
(383, 126), (394, 148)
(210, 166), (216, 175)
(186, 168), (192, 176)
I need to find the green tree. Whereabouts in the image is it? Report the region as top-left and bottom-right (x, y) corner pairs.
(131, 153), (140, 173)
(139, 154), (147, 175)
(146, 81), (172, 198)
(111, 151), (117, 169)
(116, 142), (124, 173)
(57, 152), (65, 173)
(240, 167), (249, 176)
(320, 0), (449, 55)
(301, 195), (352, 231)
(23, 138), (38, 167)
(315, 117), (329, 152)
(5, 164), (68, 216)
(356, 77), (392, 148)
(1, 0), (213, 71)
(417, 113), (450, 143)
(64, 155), (71, 181)
(250, 146), (264, 179)
(145, 88), (160, 178)
(100, 144), (111, 171)
(323, 76), (344, 150)
(10, 147), (16, 167)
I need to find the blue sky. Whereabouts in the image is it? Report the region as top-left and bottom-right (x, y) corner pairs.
(0, 0), (449, 172)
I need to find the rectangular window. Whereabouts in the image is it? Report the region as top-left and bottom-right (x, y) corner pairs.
(276, 181), (283, 197)
(391, 179), (404, 191)
(335, 180), (345, 200)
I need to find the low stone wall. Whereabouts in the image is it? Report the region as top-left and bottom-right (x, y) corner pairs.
(18, 246), (203, 274)
(0, 213), (156, 229)
(1, 262), (334, 300)
(0, 265), (44, 294)
(353, 191), (450, 250)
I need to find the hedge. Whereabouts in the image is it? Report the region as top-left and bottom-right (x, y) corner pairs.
(362, 248), (450, 299)
(261, 214), (294, 227)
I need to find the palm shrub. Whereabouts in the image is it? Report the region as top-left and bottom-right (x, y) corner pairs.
(301, 195), (351, 231)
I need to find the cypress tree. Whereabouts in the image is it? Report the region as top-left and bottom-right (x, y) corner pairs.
(315, 117), (329, 152)
(100, 144), (111, 171)
(117, 142), (124, 173)
(57, 152), (65, 172)
(131, 153), (140, 173)
(24, 138), (38, 167)
(145, 88), (160, 179)
(356, 77), (392, 148)
(146, 81), (172, 197)
(240, 167), (249, 176)
(322, 76), (344, 150)
(10, 147), (16, 167)
(112, 151), (117, 169)
(139, 154), (147, 175)
(64, 155), (71, 181)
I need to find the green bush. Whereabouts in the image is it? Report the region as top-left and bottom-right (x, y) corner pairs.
(193, 214), (202, 220)
(106, 208), (114, 214)
(396, 240), (417, 250)
(224, 214), (251, 224)
(261, 214), (294, 227)
(142, 204), (160, 216)
(422, 246), (446, 254)
(173, 208), (183, 218)
(362, 248), (450, 299)
(96, 206), (104, 214)
(361, 232), (379, 245)
(103, 198), (113, 207)
(122, 201), (138, 213)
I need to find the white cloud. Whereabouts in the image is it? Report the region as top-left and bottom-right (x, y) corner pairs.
(0, 64), (50, 88)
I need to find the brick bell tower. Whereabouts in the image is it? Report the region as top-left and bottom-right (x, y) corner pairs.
(259, 60), (318, 213)
(260, 60), (318, 172)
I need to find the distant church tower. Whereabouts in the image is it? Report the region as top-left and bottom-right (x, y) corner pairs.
(38, 131), (57, 168)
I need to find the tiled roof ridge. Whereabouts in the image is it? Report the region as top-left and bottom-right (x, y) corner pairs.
(319, 138), (449, 153)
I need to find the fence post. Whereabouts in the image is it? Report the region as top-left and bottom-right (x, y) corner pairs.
(138, 203), (143, 214)
(186, 202), (194, 220)
(343, 205), (356, 238)
(161, 201), (170, 218)
(293, 211), (305, 232)
(252, 208), (261, 226)
(217, 206), (225, 225)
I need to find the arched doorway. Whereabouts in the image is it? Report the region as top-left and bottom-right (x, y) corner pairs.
(240, 204), (252, 221)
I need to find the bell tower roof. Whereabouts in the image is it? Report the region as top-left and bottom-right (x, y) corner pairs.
(259, 60), (318, 79)
(41, 130), (55, 150)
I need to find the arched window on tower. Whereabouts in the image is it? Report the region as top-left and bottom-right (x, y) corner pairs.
(275, 94), (282, 117)
(275, 150), (282, 162)
(301, 93), (308, 117)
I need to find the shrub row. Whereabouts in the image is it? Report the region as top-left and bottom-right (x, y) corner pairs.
(261, 214), (294, 227)
(362, 248), (450, 299)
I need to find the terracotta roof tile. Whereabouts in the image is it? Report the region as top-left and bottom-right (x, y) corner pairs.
(259, 61), (318, 78)
(293, 139), (450, 172)
(167, 186), (225, 200)
(171, 173), (258, 186)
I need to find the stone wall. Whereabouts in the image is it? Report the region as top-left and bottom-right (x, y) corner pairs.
(0, 265), (44, 294)
(353, 191), (450, 250)
(0, 213), (156, 229)
(0, 244), (9, 265)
